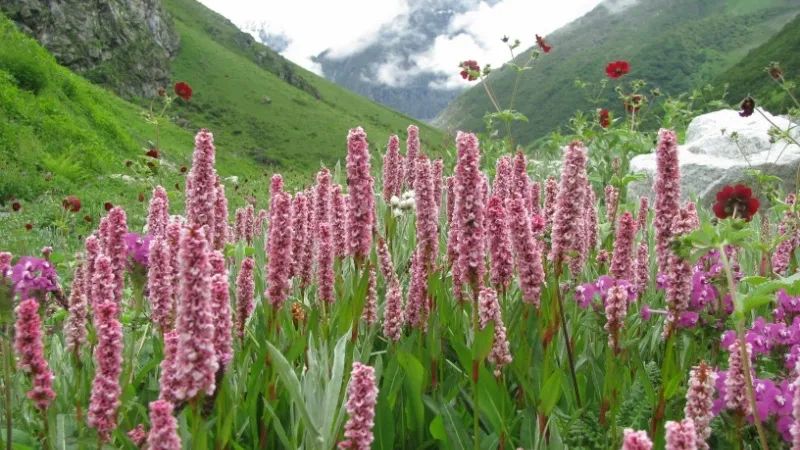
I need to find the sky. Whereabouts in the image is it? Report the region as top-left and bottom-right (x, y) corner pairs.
(198, 0), (610, 89)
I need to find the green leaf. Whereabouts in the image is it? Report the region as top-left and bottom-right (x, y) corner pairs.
(322, 330), (350, 437)
(430, 415), (447, 442)
(262, 399), (295, 449)
(473, 322), (495, 363)
(374, 393), (396, 450)
(397, 351), (425, 431)
(538, 370), (563, 415)
(438, 395), (470, 450)
(265, 341), (321, 438)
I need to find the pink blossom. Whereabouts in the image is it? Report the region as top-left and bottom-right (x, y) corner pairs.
(14, 298), (56, 411)
(318, 221), (335, 304)
(725, 340), (753, 415)
(665, 419), (697, 450)
(100, 207), (128, 305)
(376, 238), (395, 281)
(267, 174), (284, 246)
(234, 208), (246, 242)
(637, 197), (649, 236)
(405, 251), (428, 332)
(148, 238), (174, 333)
(654, 129), (681, 273)
(604, 285), (628, 353)
(493, 156), (513, 202)
(773, 194), (797, 275)
(0, 251), (11, 274)
(432, 158), (444, 212)
(88, 299), (123, 440)
(147, 400), (181, 450)
(243, 204), (255, 245)
(610, 212), (636, 282)
(596, 249), (610, 266)
(622, 429), (653, 450)
(210, 271), (233, 371)
(382, 275), (404, 342)
(235, 257), (255, 339)
(664, 208), (696, 339)
(478, 287), (512, 376)
(685, 361), (717, 450)
(65, 262), (88, 355)
(346, 127), (375, 261)
(508, 197), (544, 306)
(173, 227), (218, 401)
(315, 168), (332, 235)
(332, 185), (348, 258)
(83, 236), (100, 307)
(486, 196), (514, 290)
(634, 242), (650, 294)
(530, 181), (542, 219)
(605, 185), (619, 223)
(91, 255), (116, 324)
(127, 424), (147, 447)
(415, 155), (439, 267)
(255, 209), (268, 237)
(147, 186), (169, 238)
(446, 176), (456, 225)
(685, 201), (700, 230)
(544, 177), (558, 232)
(551, 142), (589, 274)
(362, 265), (378, 324)
(157, 331), (179, 404)
(209, 250), (225, 277)
(454, 132), (486, 285)
(165, 221), (182, 304)
(267, 192), (294, 309)
(405, 125), (420, 190)
(291, 193), (310, 281)
(185, 129), (218, 245)
(339, 363), (379, 450)
(512, 151), (532, 212)
(383, 135), (402, 202)
(585, 185), (598, 252)
(791, 367), (800, 449)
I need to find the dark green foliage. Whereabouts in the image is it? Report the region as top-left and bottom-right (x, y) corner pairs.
(0, 37), (49, 94)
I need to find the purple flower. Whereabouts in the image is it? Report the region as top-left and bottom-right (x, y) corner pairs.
(10, 257), (59, 300)
(125, 233), (152, 267)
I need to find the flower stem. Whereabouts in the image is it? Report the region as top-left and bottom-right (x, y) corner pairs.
(3, 335), (12, 450)
(553, 257), (582, 408)
(472, 284), (480, 450)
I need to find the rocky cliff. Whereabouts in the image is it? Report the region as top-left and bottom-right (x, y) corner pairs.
(1, 0), (180, 98)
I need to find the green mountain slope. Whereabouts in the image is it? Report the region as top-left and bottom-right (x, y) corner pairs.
(716, 13), (800, 111)
(434, 0), (800, 146)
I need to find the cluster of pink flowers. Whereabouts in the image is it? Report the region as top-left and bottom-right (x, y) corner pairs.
(210, 266), (233, 371)
(213, 179), (229, 250)
(235, 257), (255, 339)
(185, 129), (218, 245)
(83, 236), (100, 305)
(507, 197), (544, 306)
(654, 129), (681, 272)
(14, 298), (56, 411)
(622, 429), (653, 450)
(604, 285), (628, 353)
(291, 193), (311, 283)
(147, 186), (170, 238)
(100, 207), (128, 305)
(314, 168), (332, 234)
(610, 212), (636, 282)
(773, 194), (798, 275)
(432, 158), (444, 211)
(65, 262), (87, 355)
(362, 265), (378, 324)
(317, 221), (335, 304)
(376, 238), (395, 281)
(664, 208), (697, 338)
(148, 237), (174, 333)
(684, 361), (717, 450)
(158, 331), (180, 404)
(383, 135), (402, 201)
(486, 196), (514, 290)
(637, 197), (649, 235)
(605, 185), (619, 222)
(445, 176), (456, 225)
(725, 340), (753, 415)
(346, 127), (375, 260)
(88, 280), (123, 440)
(551, 142), (589, 274)
(339, 363), (378, 450)
(405, 125), (420, 190)
(544, 177), (558, 231)
(585, 186), (598, 251)
(267, 192), (294, 309)
(512, 151), (532, 212)
(382, 276), (405, 342)
(332, 185), (348, 258)
(478, 287), (512, 376)
(634, 242), (650, 295)
(147, 400), (181, 450)
(405, 252), (428, 332)
(665, 419), (697, 450)
(454, 132), (486, 286)
(415, 154), (439, 267)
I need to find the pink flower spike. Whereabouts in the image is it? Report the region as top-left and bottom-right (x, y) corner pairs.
(235, 257), (255, 339)
(88, 300), (123, 441)
(544, 177), (558, 232)
(127, 424), (147, 448)
(478, 287), (512, 377)
(654, 129), (681, 273)
(637, 197), (649, 235)
(185, 129), (218, 246)
(14, 298), (56, 411)
(210, 271), (233, 371)
(605, 185), (619, 223)
(551, 142), (589, 275)
(486, 196), (514, 290)
(315, 167), (332, 233)
(338, 363), (379, 450)
(634, 242), (650, 295)
(255, 209), (268, 237)
(234, 208), (246, 242)
(382, 275), (405, 342)
(383, 135), (402, 202)
(432, 158), (444, 212)
(100, 207), (128, 305)
(267, 192), (294, 309)
(622, 429), (653, 450)
(346, 127), (375, 261)
(663, 208), (697, 339)
(362, 265), (378, 325)
(530, 181), (542, 219)
(83, 236), (100, 307)
(493, 156), (513, 202)
(332, 185), (348, 258)
(405, 125), (420, 190)
(512, 151), (532, 212)
(317, 221), (335, 304)
(610, 212), (636, 282)
(446, 176), (456, 225)
(791, 366), (800, 449)
(243, 204), (255, 246)
(405, 251), (428, 332)
(508, 197), (544, 306)
(604, 285), (628, 354)
(147, 186), (169, 239)
(415, 154), (439, 268)
(147, 400), (181, 450)
(148, 237), (175, 333)
(585, 185), (598, 252)
(664, 419), (698, 450)
(291, 193), (310, 280)
(376, 238), (395, 281)
(454, 132), (486, 286)
(157, 331), (179, 404)
(685, 361), (717, 450)
(725, 340), (753, 416)
(65, 262), (88, 355)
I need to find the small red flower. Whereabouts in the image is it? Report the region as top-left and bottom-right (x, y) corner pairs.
(713, 184), (760, 222)
(535, 34), (552, 53)
(174, 82), (192, 101)
(605, 60), (630, 79)
(138, 192), (145, 202)
(125, 160), (133, 168)
(84, 215), (93, 223)
(104, 202), (114, 211)
(62, 196), (82, 212)
(146, 149), (160, 159)
(459, 60), (480, 81)
(180, 166), (187, 173)
(739, 96), (755, 118)
(12, 201), (21, 212)
(625, 95), (644, 113)
(599, 109), (610, 128)
(247, 196), (258, 205)
(24, 223), (32, 231)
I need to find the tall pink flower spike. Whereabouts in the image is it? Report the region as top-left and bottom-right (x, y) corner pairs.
(664, 419), (697, 450)
(621, 429), (653, 450)
(185, 129), (218, 245)
(486, 196), (514, 290)
(65, 261), (88, 355)
(267, 192), (294, 309)
(317, 221), (335, 304)
(235, 257), (255, 339)
(383, 134), (402, 202)
(507, 196), (544, 306)
(454, 132), (486, 286)
(415, 154), (439, 267)
(493, 156), (513, 202)
(654, 129), (681, 273)
(478, 287), (512, 377)
(14, 298), (56, 411)
(346, 127), (375, 261)
(685, 361), (717, 450)
(551, 142), (589, 275)
(147, 186), (169, 238)
(405, 125), (420, 190)
(338, 363), (379, 450)
(610, 212), (636, 282)
(147, 400), (181, 450)
(148, 237), (175, 333)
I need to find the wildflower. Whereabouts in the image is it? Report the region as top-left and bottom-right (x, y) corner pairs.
(147, 400), (181, 450)
(148, 238), (174, 333)
(405, 252), (428, 332)
(9, 257), (59, 301)
(315, 168), (332, 236)
(455, 132), (486, 285)
(174, 81), (192, 101)
(791, 368), (800, 448)
(383, 135), (402, 202)
(14, 298), (56, 411)
(512, 152), (532, 212)
(685, 361), (717, 450)
(210, 270), (233, 371)
(551, 142), (589, 274)
(88, 298), (123, 441)
(637, 197), (649, 235)
(346, 127), (375, 261)
(173, 227), (218, 401)
(432, 158), (443, 212)
(508, 197), (544, 306)
(625, 95), (645, 113)
(712, 184), (760, 222)
(535, 34), (552, 53)
(654, 129), (681, 273)
(185, 129), (218, 246)
(339, 363), (379, 450)
(62, 195), (81, 212)
(606, 60), (630, 79)
(479, 287), (512, 376)
(611, 212), (636, 282)
(267, 192), (293, 309)
(596, 249), (610, 266)
(146, 149), (160, 159)
(415, 155), (439, 267)
(406, 125), (420, 190)
(24, 223), (32, 231)
(634, 242), (650, 294)
(605, 285), (628, 353)
(317, 222), (335, 304)
(104, 202), (113, 211)
(234, 257), (255, 339)
(459, 60), (480, 81)
(65, 263), (88, 355)
(725, 340), (753, 416)
(486, 196), (514, 290)
(622, 429), (653, 450)
(544, 177), (558, 232)
(585, 185), (599, 252)
(599, 109), (610, 128)
(11, 201), (21, 212)
(213, 179), (230, 250)
(768, 62), (783, 81)
(290, 193), (311, 280)
(739, 96), (755, 117)
(147, 187), (170, 239)
(255, 208), (268, 237)
(664, 209), (697, 339)
(530, 181), (542, 218)
(382, 275), (404, 341)
(664, 419), (697, 450)
(128, 424), (147, 447)
(362, 265), (378, 325)
(157, 331), (179, 404)
(446, 176), (456, 225)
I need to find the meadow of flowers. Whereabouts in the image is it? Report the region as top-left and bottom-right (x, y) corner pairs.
(2, 41), (800, 450)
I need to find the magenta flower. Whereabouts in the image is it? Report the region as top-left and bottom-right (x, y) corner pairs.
(605, 185), (619, 223)
(454, 132), (486, 286)
(791, 369), (800, 448)
(508, 197), (544, 306)
(147, 400), (181, 450)
(530, 181), (542, 219)
(610, 212), (636, 282)
(315, 168), (332, 233)
(685, 361), (717, 450)
(622, 429), (653, 450)
(338, 363), (379, 450)
(185, 129), (218, 245)
(267, 192), (294, 309)
(291, 193), (311, 281)
(493, 156), (513, 202)
(214, 179), (230, 250)
(551, 142), (589, 274)
(362, 265), (378, 324)
(318, 222), (335, 304)
(332, 185), (348, 259)
(10, 257), (58, 302)
(383, 135), (402, 202)
(88, 299), (123, 441)
(637, 197), (649, 235)
(478, 287), (512, 376)
(664, 208), (696, 339)
(446, 176), (456, 225)
(634, 242), (650, 294)
(585, 185), (598, 252)
(604, 285), (628, 354)
(415, 155), (439, 267)
(512, 151), (532, 212)
(405, 251), (428, 332)
(65, 262), (88, 355)
(173, 227), (218, 401)
(124, 232), (152, 267)
(235, 257), (255, 339)
(665, 419), (697, 450)
(157, 331), (179, 404)
(725, 340), (753, 415)
(210, 271), (233, 371)
(382, 275), (405, 342)
(100, 207), (128, 305)
(544, 177), (558, 232)
(127, 424), (147, 447)
(486, 196), (514, 290)
(14, 298), (56, 411)
(147, 186), (170, 239)
(654, 129), (681, 273)
(405, 125), (420, 190)
(83, 236), (100, 306)
(346, 127), (375, 261)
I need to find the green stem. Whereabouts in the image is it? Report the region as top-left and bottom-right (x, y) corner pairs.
(3, 336), (12, 450)
(472, 285), (480, 450)
(554, 258), (582, 408)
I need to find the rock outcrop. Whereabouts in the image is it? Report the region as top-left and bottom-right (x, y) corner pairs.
(628, 109), (800, 204)
(1, 0), (180, 98)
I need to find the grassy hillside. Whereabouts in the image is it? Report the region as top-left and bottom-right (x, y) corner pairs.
(716, 13), (800, 112)
(434, 0), (800, 146)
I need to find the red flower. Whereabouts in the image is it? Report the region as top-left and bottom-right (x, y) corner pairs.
(138, 192), (145, 203)
(625, 95), (644, 113)
(605, 60), (630, 79)
(12, 201), (21, 212)
(739, 96), (755, 118)
(713, 184), (760, 222)
(146, 149), (160, 159)
(535, 34), (552, 53)
(459, 60), (480, 81)
(24, 223), (32, 231)
(104, 202), (114, 211)
(174, 82), (193, 101)
(62, 196), (81, 212)
(84, 215), (93, 223)
(599, 109), (610, 128)
(180, 166), (187, 173)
